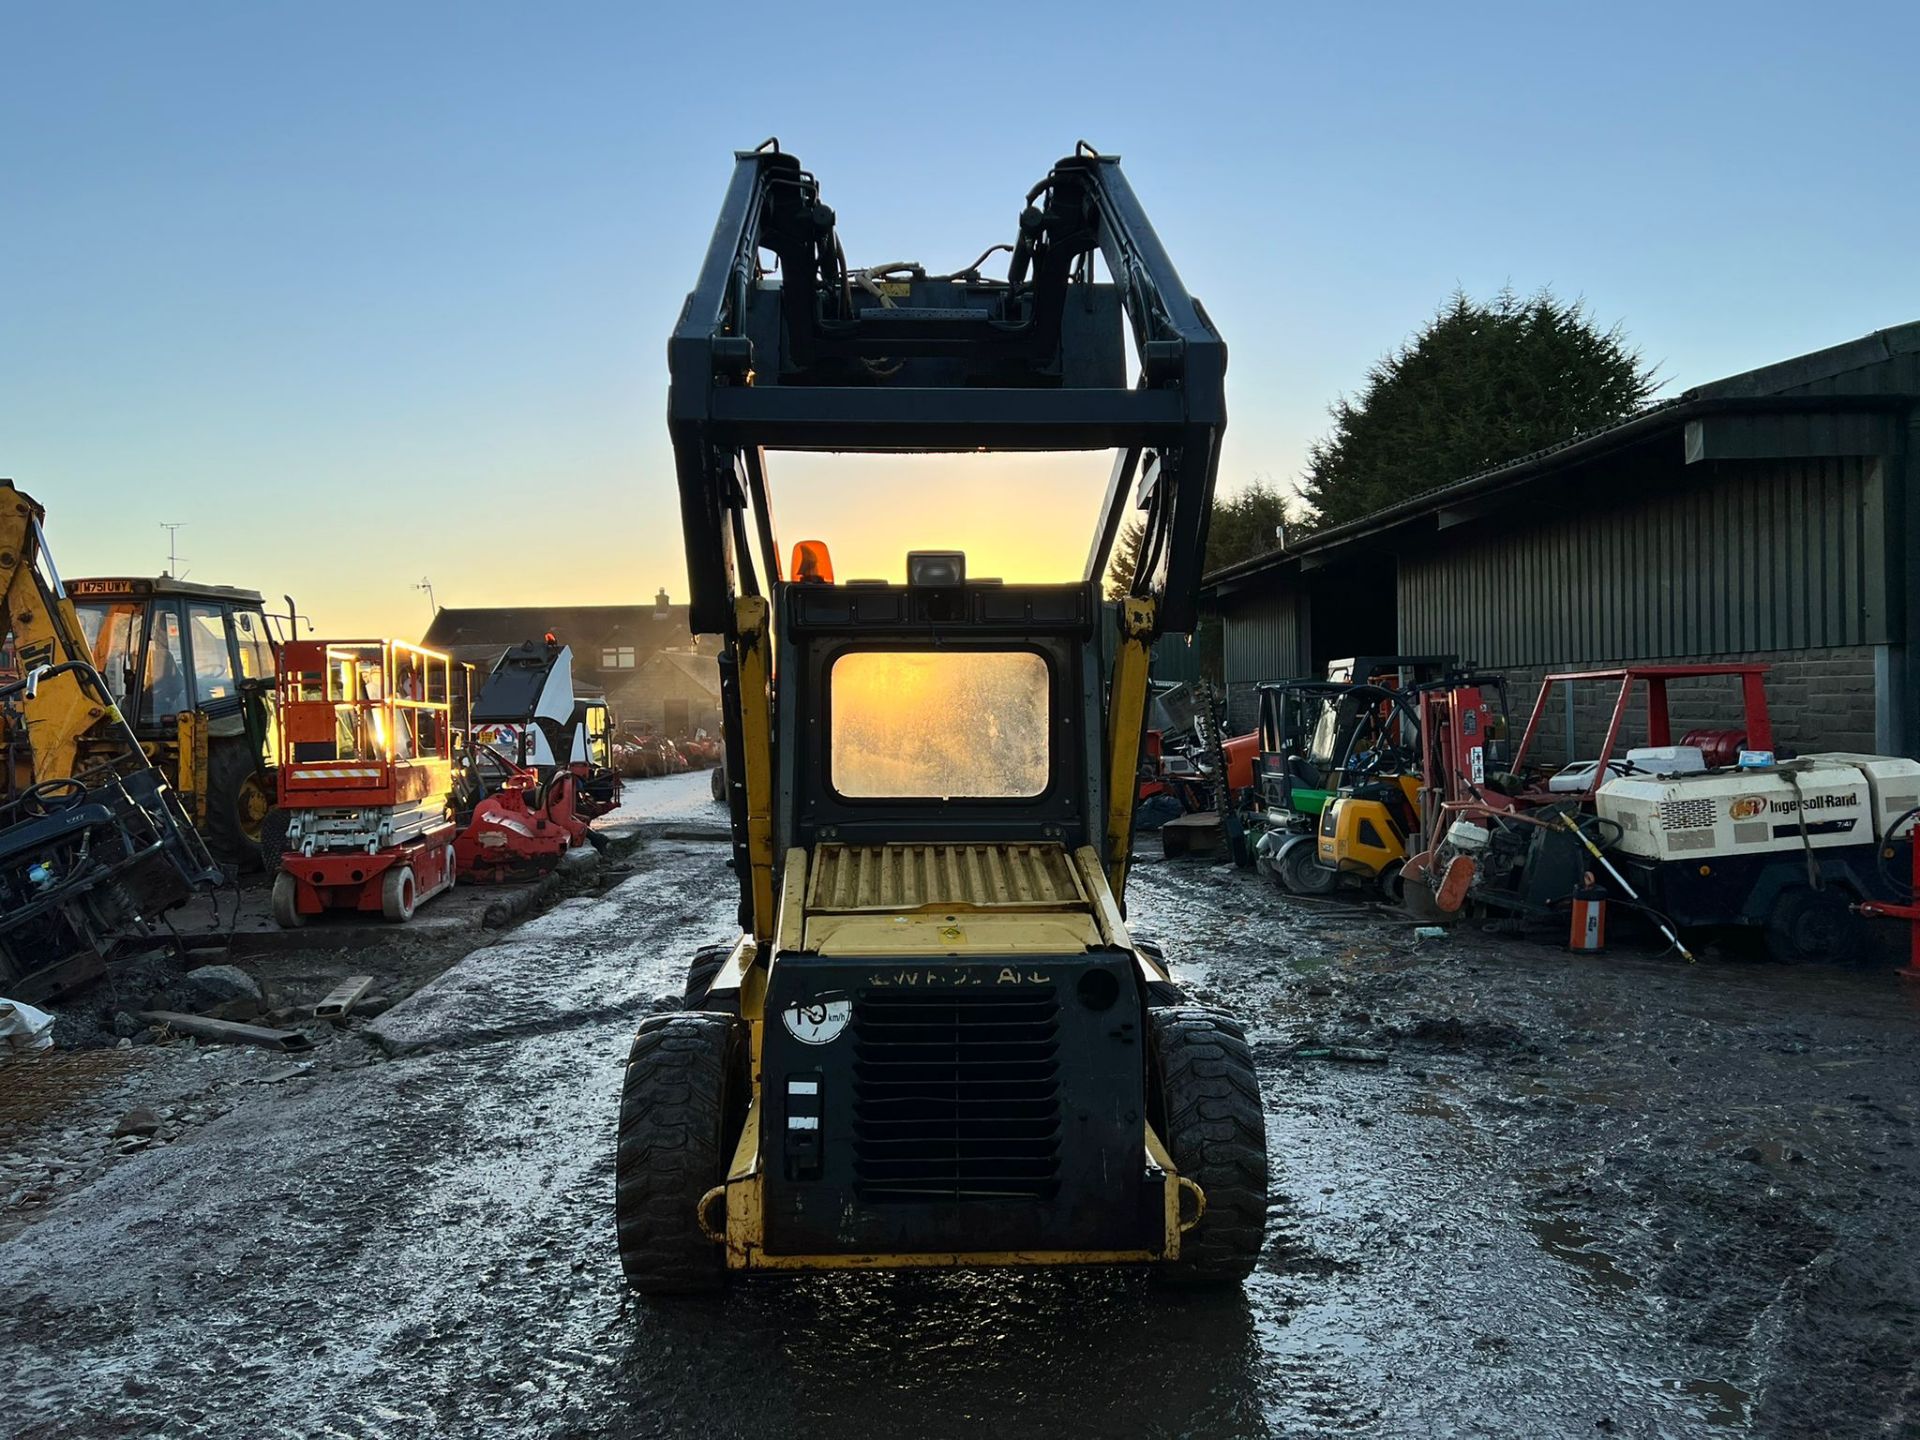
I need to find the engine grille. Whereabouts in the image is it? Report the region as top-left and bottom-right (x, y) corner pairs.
(851, 988), (1062, 1202)
(1658, 798), (1716, 831)
(808, 843), (1086, 912)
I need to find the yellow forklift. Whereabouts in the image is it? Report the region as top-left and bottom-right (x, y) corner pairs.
(65, 575), (284, 868)
(616, 141), (1266, 1292)
(1305, 677), (1510, 903)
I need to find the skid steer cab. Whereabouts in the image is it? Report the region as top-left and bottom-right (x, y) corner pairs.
(618, 141), (1267, 1293)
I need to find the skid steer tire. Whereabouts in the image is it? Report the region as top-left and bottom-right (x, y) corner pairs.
(616, 1012), (746, 1295)
(1148, 1006), (1268, 1287)
(683, 942), (734, 1007)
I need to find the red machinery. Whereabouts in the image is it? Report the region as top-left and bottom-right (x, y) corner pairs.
(451, 635), (613, 882)
(1398, 665), (1887, 963)
(271, 640), (458, 927)
(1509, 664), (1773, 796)
(453, 745), (596, 884)
(1401, 676), (1516, 911)
(1854, 806), (1920, 980)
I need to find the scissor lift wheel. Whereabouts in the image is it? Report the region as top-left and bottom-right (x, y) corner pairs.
(271, 871), (304, 929)
(381, 866), (417, 922)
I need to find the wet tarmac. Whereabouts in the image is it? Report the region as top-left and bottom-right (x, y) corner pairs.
(2, 781), (1917, 1438)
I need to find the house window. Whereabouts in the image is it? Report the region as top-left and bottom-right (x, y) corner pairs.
(601, 646), (636, 669)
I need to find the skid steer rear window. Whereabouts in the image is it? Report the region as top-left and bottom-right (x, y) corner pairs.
(830, 651), (1049, 799)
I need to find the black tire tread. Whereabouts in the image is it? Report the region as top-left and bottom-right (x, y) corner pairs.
(1150, 1005), (1268, 1286)
(1276, 838), (1339, 896)
(615, 1012), (739, 1295)
(257, 805), (293, 875)
(203, 739), (266, 871)
(683, 942), (734, 1007)
(1764, 884), (1868, 967)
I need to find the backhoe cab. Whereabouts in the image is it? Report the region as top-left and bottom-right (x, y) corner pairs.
(617, 142), (1266, 1292)
(66, 575), (282, 868)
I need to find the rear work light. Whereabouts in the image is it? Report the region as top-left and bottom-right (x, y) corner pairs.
(906, 551), (965, 589)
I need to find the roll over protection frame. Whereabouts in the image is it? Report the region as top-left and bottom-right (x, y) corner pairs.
(667, 142), (1227, 640)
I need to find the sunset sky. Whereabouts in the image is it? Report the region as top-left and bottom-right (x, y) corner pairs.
(3, 2), (1915, 638)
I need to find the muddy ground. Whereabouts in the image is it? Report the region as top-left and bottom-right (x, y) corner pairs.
(1, 770), (1916, 1438)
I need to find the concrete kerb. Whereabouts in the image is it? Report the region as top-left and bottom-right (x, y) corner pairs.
(363, 873), (668, 1058)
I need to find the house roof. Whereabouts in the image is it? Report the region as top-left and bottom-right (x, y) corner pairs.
(1205, 321), (1920, 600)
(422, 604), (689, 652)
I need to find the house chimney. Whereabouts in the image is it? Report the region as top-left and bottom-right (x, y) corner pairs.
(654, 587), (671, 618)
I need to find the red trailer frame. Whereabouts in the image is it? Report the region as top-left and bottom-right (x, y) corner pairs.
(1510, 664), (1775, 802)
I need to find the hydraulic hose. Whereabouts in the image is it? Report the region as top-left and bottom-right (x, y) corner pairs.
(1876, 806), (1920, 902)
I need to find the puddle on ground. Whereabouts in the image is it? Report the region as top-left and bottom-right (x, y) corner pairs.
(1666, 1376), (1750, 1428)
(1522, 1213), (1638, 1292)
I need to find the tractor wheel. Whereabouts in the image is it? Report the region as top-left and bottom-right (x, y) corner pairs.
(1377, 859), (1406, 905)
(1764, 885), (1867, 966)
(381, 866), (418, 923)
(204, 741), (273, 871)
(271, 871), (305, 929)
(1273, 837), (1339, 896)
(683, 942), (734, 1007)
(1148, 1006), (1268, 1286)
(616, 1012), (748, 1295)
(257, 807), (293, 874)
(709, 767), (727, 804)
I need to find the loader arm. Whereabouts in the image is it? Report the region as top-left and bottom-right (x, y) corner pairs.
(669, 142), (1227, 928)
(0, 480), (116, 783)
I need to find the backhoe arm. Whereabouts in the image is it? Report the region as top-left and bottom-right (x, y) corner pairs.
(1, 480), (112, 781)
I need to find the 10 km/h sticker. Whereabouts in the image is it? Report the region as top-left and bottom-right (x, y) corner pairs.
(781, 995), (851, 1045)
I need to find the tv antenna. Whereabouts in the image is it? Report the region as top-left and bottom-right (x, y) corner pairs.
(160, 522), (187, 578)
(416, 577), (437, 614)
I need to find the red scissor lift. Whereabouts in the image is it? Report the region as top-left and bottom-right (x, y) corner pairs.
(271, 639), (458, 927)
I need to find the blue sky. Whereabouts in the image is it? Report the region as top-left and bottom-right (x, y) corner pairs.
(2, 1), (1914, 635)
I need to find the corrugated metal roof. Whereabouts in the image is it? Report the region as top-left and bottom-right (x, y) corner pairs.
(1205, 321), (1920, 600)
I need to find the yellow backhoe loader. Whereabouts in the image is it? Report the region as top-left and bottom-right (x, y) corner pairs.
(0, 479), (222, 999)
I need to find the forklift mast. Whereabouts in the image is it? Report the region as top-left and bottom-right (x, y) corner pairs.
(669, 141), (1228, 928)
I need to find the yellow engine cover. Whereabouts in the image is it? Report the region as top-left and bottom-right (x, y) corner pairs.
(1317, 796), (1408, 877)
